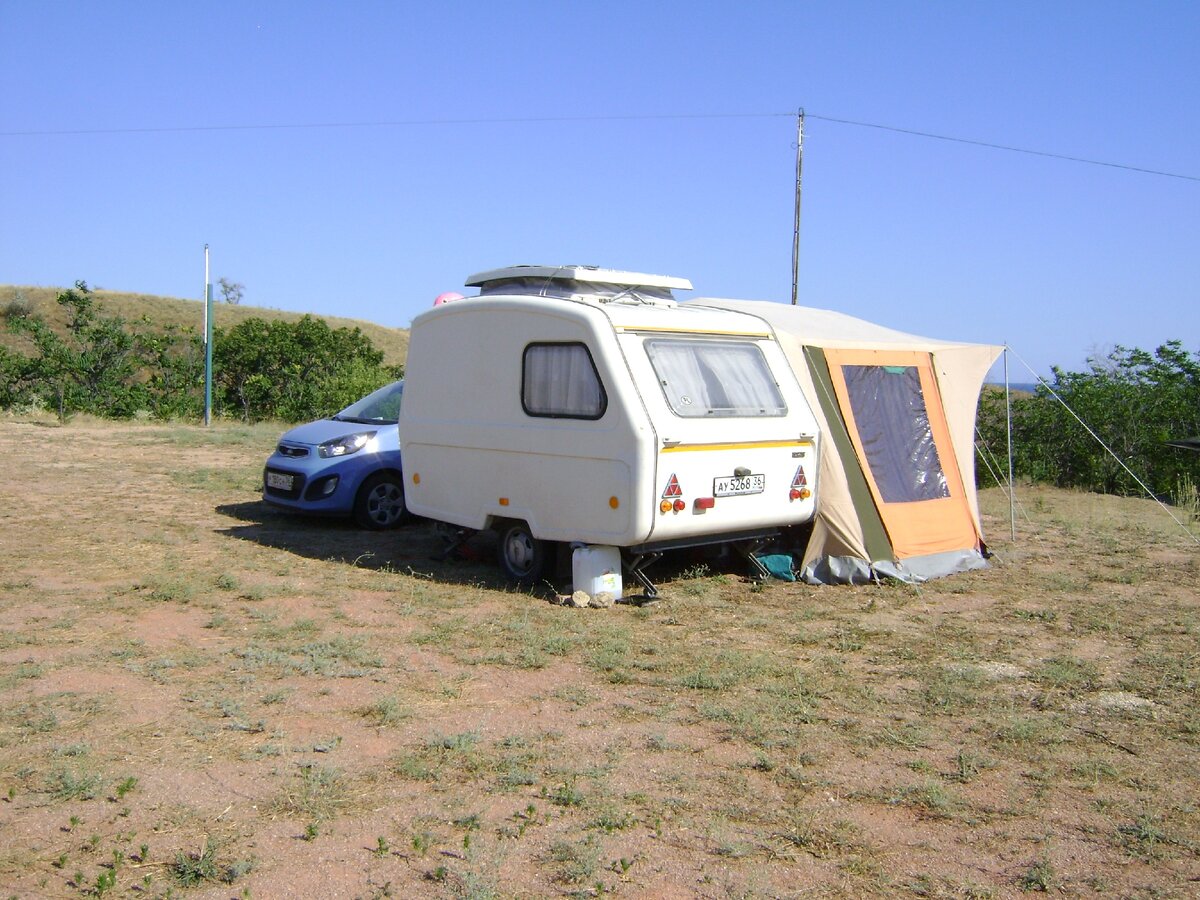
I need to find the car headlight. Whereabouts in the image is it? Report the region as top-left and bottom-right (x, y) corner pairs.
(318, 431), (377, 458)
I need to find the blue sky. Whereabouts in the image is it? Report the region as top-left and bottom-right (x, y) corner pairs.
(2, 1), (1197, 378)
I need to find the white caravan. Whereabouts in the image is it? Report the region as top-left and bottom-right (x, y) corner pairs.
(398, 265), (821, 596)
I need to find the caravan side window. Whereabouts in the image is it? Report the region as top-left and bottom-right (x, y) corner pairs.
(522, 343), (607, 420)
(645, 338), (787, 418)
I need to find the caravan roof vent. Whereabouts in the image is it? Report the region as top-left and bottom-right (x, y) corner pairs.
(466, 265), (692, 305)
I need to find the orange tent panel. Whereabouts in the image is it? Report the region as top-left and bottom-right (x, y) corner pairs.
(824, 348), (981, 560)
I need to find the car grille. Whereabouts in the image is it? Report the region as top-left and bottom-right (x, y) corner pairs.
(277, 444), (309, 458)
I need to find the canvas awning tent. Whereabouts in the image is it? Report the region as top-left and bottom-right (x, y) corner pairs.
(687, 298), (1003, 585)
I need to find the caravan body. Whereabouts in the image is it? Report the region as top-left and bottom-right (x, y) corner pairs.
(399, 267), (821, 569)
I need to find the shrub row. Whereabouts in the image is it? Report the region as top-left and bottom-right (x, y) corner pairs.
(0, 282), (401, 423)
(977, 341), (1200, 502)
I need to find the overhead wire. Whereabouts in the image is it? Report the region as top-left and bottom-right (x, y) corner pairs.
(1, 110), (1196, 182)
(803, 112), (1200, 182)
(0, 112), (793, 137)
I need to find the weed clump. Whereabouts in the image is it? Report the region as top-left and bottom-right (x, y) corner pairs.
(169, 839), (255, 887)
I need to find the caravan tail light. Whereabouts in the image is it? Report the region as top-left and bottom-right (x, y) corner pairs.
(694, 497), (715, 510)
(790, 466), (810, 501)
(660, 473), (685, 514)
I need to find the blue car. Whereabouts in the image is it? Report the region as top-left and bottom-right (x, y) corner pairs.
(262, 380), (408, 529)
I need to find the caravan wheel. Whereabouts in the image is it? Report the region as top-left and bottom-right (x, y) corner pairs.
(497, 521), (548, 585)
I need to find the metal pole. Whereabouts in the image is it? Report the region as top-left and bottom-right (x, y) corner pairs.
(1004, 346), (1016, 541)
(790, 108), (804, 306)
(204, 245), (213, 427)
(202, 245), (208, 353)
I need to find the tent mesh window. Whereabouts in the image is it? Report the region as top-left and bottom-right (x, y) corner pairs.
(842, 365), (949, 503)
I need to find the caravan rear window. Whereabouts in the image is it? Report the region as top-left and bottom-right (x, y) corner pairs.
(645, 338), (787, 418)
(522, 343), (607, 419)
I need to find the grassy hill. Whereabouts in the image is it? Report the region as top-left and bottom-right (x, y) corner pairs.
(0, 284), (410, 365)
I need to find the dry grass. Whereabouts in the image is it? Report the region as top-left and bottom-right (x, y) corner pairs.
(0, 418), (1197, 897)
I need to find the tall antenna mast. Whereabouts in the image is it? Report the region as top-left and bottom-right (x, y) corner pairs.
(790, 108), (804, 306)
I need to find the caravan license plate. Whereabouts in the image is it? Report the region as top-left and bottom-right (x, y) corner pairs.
(713, 474), (765, 497)
(266, 471), (294, 491)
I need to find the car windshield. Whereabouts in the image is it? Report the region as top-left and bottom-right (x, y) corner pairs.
(331, 380), (404, 424)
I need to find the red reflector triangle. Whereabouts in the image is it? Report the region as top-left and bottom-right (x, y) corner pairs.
(662, 474), (683, 498)
(791, 467), (807, 488)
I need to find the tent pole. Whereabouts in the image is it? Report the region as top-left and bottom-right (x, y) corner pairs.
(790, 108), (804, 306)
(1004, 346), (1015, 541)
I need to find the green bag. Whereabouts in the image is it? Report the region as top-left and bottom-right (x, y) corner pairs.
(756, 554), (796, 582)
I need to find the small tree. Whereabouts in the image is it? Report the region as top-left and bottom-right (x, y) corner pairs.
(5, 282), (148, 418)
(217, 277), (244, 305)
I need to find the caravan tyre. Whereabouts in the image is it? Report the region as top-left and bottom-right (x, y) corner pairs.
(497, 521), (548, 584)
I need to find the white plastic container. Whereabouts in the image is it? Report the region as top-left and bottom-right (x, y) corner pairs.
(572, 544), (623, 601)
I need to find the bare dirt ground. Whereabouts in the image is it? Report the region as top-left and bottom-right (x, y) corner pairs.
(0, 419), (1197, 899)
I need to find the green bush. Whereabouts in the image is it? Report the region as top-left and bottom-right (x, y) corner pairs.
(979, 342), (1200, 499)
(212, 315), (397, 422)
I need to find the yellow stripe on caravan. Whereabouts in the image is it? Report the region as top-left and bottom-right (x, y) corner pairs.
(660, 439), (814, 453)
(615, 326), (773, 338)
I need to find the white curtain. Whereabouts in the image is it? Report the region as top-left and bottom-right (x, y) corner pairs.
(714, 344), (783, 413)
(647, 340), (784, 417)
(646, 341), (713, 412)
(523, 344), (604, 417)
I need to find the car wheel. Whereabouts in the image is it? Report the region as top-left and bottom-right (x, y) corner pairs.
(496, 521), (548, 584)
(354, 473), (408, 530)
